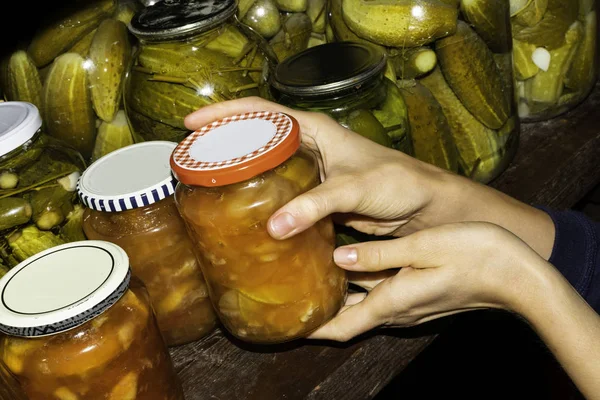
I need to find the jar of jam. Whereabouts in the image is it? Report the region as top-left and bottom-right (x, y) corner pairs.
(124, 0), (276, 143)
(0, 101), (86, 268)
(0, 241), (184, 399)
(77, 142), (217, 346)
(170, 111), (348, 344)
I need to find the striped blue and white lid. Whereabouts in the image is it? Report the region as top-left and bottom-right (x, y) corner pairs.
(77, 141), (178, 212)
(0, 241), (131, 337)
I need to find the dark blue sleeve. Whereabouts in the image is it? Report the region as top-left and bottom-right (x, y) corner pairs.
(537, 207), (600, 314)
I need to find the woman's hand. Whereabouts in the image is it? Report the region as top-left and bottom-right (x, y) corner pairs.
(185, 97), (555, 258)
(309, 222), (545, 341)
(185, 96), (451, 239)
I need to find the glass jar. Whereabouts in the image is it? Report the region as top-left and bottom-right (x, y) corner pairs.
(326, 0), (519, 183)
(124, 0), (276, 143)
(170, 111), (348, 344)
(237, 0), (329, 61)
(271, 41), (456, 167)
(0, 241), (184, 400)
(0, 102), (86, 269)
(77, 141), (217, 347)
(512, 0), (598, 121)
(0, 0), (139, 161)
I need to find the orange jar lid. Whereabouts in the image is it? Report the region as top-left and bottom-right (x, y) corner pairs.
(170, 111), (300, 187)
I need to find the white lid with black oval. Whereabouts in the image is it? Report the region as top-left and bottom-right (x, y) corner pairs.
(0, 241), (131, 337)
(77, 141), (178, 212)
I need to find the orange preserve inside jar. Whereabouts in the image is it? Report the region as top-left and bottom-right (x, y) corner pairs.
(0, 241), (184, 400)
(170, 111), (348, 344)
(77, 142), (217, 346)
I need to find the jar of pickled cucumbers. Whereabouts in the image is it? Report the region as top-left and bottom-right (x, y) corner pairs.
(123, 0), (276, 143)
(170, 111), (348, 344)
(0, 241), (184, 400)
(77, 141), (217, 347)
(0, 0), (140, 161)
(326, 0), (519, 183)
(237, 0), (329, 61)
(0, 102), (86, 269)
(511, 0), (598, 121)
(271, 42), (427, 164)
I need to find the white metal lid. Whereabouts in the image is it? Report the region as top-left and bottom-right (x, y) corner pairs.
(0, 241), (131, 337)
(0, 101), (43, 157)
(77, 141), (178, 212)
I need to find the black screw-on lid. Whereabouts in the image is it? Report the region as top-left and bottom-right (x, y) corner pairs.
(270, 42), (387, 98)
(129, 0), (237, 41)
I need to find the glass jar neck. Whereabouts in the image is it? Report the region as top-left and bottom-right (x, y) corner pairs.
(274, 74), (387, 117)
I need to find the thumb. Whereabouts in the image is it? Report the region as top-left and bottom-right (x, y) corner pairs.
(267, 176), (361, 239)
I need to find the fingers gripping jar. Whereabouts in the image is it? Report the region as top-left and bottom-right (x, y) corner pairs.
(77, 142), (218, 346)
(170, 111), (348, 344)
(0, 241), (184, 400)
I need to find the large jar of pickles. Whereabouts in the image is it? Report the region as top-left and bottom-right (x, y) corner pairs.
(511, 0), (598, 121)
(170, 111), (348, 344)
(123, 0), (276, 143)
(77, 141), (217, 347)
(270, 42), (460, 170)
(326, 0), (519, 183)
(0, 102), (86, 269)
(0, 241), (184, 400)
(0, 0), (140, 161)
(237, 0), (329, 61)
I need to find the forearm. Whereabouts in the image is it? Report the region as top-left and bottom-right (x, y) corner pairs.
(427, 173), (555, 259)
(515, 262), (600, 400)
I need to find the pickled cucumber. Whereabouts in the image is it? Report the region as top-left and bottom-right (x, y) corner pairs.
(341, 0), (458, 47)
(371, 79), (411, 151)
(6, 51), (43, 112)
(435, 21), (510, 130)
(276, 0), (308, 12)
(327, 0), (383, 48)
(270, 13), (313, 62)
(125, 107), (189, 142)
(306, 0), (327, 33)
(527, 21), (583, 104)
(387, 47), (437, 80)
(30, 185), (76, 230)
(205, 25), (251, 59)
(67, 28), (97, 57)
(92, 110), (134, 162)
(513, 39), (539, 80)
(565, 11), (597, 92)
(242, 0), (282, 39)
(400, 81), (458, 172)
(0, 198), (32, 232)
(27, 0), (116, 67)
(460, 0), (511, 53)
(514, 0), (548, 27)
(512, 0), (579, 50)
(338, 109), (393, 147)
(88, 19), (131, 122)
(420, 67), (504, 183)
(8, 225), (66, 263)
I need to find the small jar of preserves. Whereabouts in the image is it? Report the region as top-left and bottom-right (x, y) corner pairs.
(270, 42), (417, 158)
(77, 142), (217, 346)
(511, 0), (598, 121)
(0, 101), (86, 268)
(0, 241), (184, 400)
(170, 111), (348, 344)
(124, 0), (276, 143)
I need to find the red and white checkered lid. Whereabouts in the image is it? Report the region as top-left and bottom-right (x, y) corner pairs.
(170, 111), (300, 187)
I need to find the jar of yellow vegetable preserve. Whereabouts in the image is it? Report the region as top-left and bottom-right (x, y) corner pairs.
(170, 111), (348, 344)
(77, 142), (217, 346)
(511, 0), (598, 121)
(0, 241), (184, 400)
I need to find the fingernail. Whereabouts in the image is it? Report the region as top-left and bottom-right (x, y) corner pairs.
(269, 212), (296, 238)
(334, 248), (358, 266)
